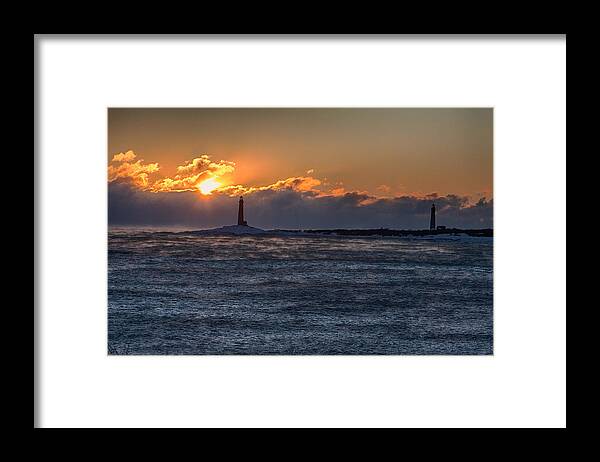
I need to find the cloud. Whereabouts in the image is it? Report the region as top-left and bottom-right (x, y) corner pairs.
(109, 181), (493, 230)
(218, 175), (322, 197)
(150, 175), (202, 192)
(111, 150), (137, 162)
(268, 176), (322, 192)
(151, 155), (236, 193)
(107, 152), (160, 189)
(108, 152), (238, 193)
(376, 184), (393, 196)
(107, 151), (493, 229)
(108, 152), (333, 197)
(175, 155), (236, 177)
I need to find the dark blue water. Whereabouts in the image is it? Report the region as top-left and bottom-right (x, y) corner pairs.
(108, 229), (493, 355)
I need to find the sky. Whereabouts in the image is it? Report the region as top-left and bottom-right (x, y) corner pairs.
(108, 108), (493, 229)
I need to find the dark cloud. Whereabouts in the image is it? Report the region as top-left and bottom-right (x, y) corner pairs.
(108, 181), (493, 230)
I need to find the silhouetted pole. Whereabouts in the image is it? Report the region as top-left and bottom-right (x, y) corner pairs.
(430, 203), (436, 230)
(238, 196), (245, 225)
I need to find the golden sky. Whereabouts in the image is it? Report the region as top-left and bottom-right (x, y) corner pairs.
(108, 108), (492, 201)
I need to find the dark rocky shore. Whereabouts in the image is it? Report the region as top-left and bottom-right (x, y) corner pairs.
(274, 228), (493, 237)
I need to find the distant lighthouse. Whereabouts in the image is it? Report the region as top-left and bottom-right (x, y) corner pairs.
(430, 203), (436, 230)
(237, 196), (248, 226)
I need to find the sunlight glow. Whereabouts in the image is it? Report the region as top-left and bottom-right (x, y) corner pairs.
(198, 177), (221, 195)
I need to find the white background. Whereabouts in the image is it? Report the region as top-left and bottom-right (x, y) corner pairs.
(36, 35), (566, 428)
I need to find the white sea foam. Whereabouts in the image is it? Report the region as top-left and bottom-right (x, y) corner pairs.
(195, 224), (267, 235)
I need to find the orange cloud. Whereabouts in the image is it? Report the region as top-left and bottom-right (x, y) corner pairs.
(268, 176), (322, 192)
(151, 155), (236, 192)
(108, 152), (411, 200)
(107, 151), (159, 189)
(150, 176), (203, 192)
(175, 155), (235, 177)
(107, 153), (237, 193)
(218, 175), (323, 197)
(111, 150), (137, 162)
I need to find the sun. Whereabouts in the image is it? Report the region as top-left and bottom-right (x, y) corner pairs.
(198, 177), (221, 195)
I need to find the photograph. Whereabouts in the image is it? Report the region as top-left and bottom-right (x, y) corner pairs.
(108, 107), (493, 355)
(36, 34), (566, 429)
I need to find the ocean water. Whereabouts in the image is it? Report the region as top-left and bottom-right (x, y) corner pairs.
(108, 229), (493, 355)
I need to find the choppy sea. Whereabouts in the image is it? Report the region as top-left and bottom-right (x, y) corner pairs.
(108, 228), (493, 355)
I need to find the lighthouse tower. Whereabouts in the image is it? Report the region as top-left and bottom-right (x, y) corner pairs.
(430, 203), (436, 230)
(237, 196), (248, 226)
